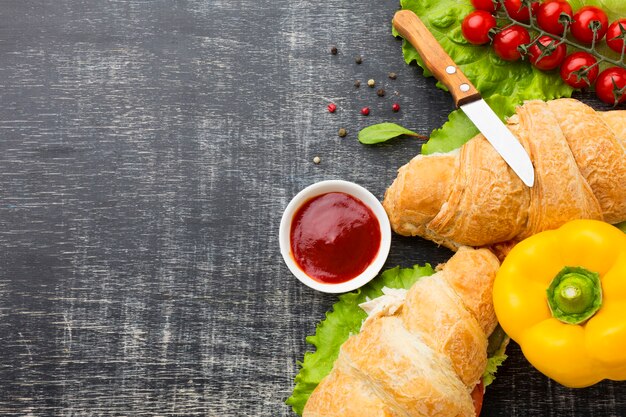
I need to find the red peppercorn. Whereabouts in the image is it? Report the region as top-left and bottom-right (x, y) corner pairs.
(392, 103), (400, 112)
(327, 103), (337, 113)
(360, 107), (370, 116)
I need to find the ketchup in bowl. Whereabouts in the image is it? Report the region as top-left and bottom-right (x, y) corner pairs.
(279, 180), (391, 293)
(290, 192), (381, 284)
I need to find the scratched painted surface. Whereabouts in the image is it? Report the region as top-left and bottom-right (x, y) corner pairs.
(0, 0), (624, 416)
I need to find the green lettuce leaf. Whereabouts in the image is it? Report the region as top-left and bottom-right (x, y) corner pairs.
(568, 0), (626, 21)
(483, 343), (508, 387)
(286, 264), (435, 415)
(423, 94), (517, 154)
(483, 325), (509, 387)
(399, 0), (626, 154)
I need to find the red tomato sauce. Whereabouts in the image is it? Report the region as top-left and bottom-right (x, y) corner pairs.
(290, 192), (381, 284)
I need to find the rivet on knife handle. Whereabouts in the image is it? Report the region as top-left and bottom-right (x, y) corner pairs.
(392, 10), (481, 108)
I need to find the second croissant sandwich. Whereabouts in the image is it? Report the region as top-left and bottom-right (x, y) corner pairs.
(303, 247), (500, 417)
(383, 98), (626, 252)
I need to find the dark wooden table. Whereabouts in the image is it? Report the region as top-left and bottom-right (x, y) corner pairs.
(1, 1), (624, 415)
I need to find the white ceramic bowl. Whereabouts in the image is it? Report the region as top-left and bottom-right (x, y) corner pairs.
(279, 180), (391, 293)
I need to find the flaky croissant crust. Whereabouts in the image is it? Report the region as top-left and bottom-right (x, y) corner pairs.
(383, 99), (626, 252)
(303, 247), (500, 417)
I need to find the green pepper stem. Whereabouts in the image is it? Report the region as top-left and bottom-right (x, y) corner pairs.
(547, 267), (602, 325)
(561, 285), (579, 300)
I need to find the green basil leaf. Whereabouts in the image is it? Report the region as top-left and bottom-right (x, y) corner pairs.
(358, 122), (424, 145)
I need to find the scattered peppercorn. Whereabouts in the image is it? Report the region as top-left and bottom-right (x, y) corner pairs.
(367, 79), (375, 88)
(338, 128), (347, 137)
(355, 56), (363, 64)
(354, 80), (361, 88)
(330, 46), (338, 55)
(392, 103), (400, 112)
(313, 156), (321, 164)
(361, 107), (370, 116)
(388, 72), (397, 80)
(377, 88), (385, 97)
(327, 103), (337, 113)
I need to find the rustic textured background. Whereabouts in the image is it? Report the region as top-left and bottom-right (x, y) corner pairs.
(0, 0), (624, 416)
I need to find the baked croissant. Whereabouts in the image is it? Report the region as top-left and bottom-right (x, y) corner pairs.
(383, 99), (626, 251)
(303, 247), (500, 417)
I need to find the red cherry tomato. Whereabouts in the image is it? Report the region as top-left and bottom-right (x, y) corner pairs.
(595, 67), (626, 106)
(571, 6), (609, 44)
(492, 25), (531, 61)
(503, 0), (539, 23)
(606, 19), (626, 54)
(527, 36), (566, 70)
(462, 11), (497, 45)
(472, 0), (500, 13)
(559, 52), (599, 89)
(536, 0), (573, 35)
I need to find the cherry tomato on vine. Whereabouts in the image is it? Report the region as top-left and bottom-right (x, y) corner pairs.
(559, 52), (599, 89)
(503, 0), (539, 23)
(606, 19), (626, 54)
(527, 36), (566, 70)
(462, 11), (497, 45)
(536, 0), (573, 35)
(571, 6), (609, 44)
(492, 25), (531, 61)
(595, 67), (626, 106)
(471, 0), (500, 13)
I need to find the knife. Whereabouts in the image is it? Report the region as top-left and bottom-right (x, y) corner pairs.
(392, 10), (535, 187)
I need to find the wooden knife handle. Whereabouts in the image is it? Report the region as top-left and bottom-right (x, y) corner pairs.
(393, 10), (481, 107)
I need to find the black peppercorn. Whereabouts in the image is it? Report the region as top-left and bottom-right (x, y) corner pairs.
(354, 80), (361, 88)
(331, 46), (338, 55)
(377, 88), (385, 97)
(355, 56), (363, 64)
(388, 72), (397, 80)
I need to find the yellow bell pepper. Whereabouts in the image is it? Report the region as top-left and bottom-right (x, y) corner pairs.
(493, 219), (626, 388)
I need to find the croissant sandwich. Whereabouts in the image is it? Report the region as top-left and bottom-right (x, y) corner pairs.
(303, 247), (500, 417)
(383, 98), (626, 252)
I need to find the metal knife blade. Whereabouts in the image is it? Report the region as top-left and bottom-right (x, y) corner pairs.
(461, 100), (534, 187)
(392, 10), (534, 187)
